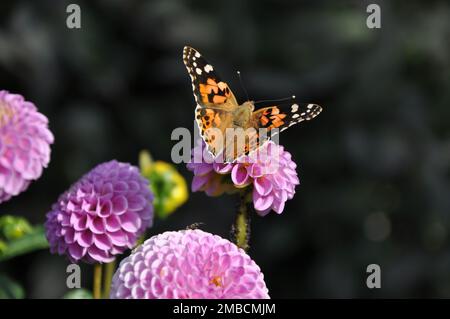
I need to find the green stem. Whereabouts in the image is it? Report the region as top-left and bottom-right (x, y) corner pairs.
(102, 260), (116, 299)
(233, 189), (252, 251)
(93, 264), (102, 299)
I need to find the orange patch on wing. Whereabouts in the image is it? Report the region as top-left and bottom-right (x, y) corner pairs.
(199, 78), (221, 103)
(217, 82), (231, 97)
(269, 117), (285, 128)
(199, 79), (230, 104)
(270, 113), (287, 121)
(267, 113), (287, 129)
(213, 113), (222, 126)
(207, 78), (217, 86)
(212, 95), (227, 104)
(260, 115), (269, 126)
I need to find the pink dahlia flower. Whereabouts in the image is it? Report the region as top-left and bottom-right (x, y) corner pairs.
(45, 161), (154, 263)
(110, 229), (269, 299)
(187, 140), (299, 216)
(0, 91), (54, 203)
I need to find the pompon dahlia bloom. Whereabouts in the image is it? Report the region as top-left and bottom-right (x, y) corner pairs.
(186, 140), (299, 216)
(110, 229), (269, 299)
(45, 161), (154, 263)
(0, 91), (54, 203)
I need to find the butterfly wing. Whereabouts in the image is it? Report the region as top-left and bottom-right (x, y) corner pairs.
(183, 46), (239, 157)
(252, 102), (322, 133)
(237, 102), (323, 158)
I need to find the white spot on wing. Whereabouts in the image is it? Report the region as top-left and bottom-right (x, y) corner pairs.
(291, 104), (299, 113)
(292, 113), (299, 119)
(204, 64), (213, 73)
(195, 52), (201, 58)
(196, 68), (202, 75)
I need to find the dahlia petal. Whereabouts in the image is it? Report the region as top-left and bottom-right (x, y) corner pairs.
(108, 230), (129, 247)
(131, 286), (145, 299)
(213, 163), (232, 174)
(94, 233), (112, 250)
(90, 217), (106, 234)
(231, 165), (250, 186)
(249, 164), (264, 178)
(87, 246), (114, 263)
(194, 163), (213, 176)
(99, 200), (112, 217)
(68, 244), (86, 260)
(13, 153), (28, 175)
(64, 228), (75, 244)
(71, 213), (88, 231)
(254, 177), (273, 196)
(253, 193), (274, 212)
(121, 212), (142, 233)
(76, 230), (94, 248)
(112, 195), (128, 215)
(101, 182), (114, 196)
(57, 243), (67, 255)
(105, 214), (122, 232)
(191, 175), (209, 192)
(272, 199), (285, 214)
(127, 194), (146, 211)
(127, 181), (140, 192)
(113, 181), (128, 193)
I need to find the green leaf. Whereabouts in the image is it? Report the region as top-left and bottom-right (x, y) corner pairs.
(63, 288), (93, 299)
(0, 274), (25, 299)
(0, 215), (33, 240)
(0, 225), (49, 262)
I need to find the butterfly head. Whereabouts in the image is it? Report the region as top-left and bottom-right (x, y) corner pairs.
(242, 100), (255, 112)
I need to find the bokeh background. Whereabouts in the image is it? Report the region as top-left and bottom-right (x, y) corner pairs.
(1, 0), (450, 298)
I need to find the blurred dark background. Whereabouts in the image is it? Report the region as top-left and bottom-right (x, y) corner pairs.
(0, 0), (450, 298)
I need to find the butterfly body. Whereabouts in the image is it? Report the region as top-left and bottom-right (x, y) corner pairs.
(232, 101), (254, 128)
(183, 46), (322, 163)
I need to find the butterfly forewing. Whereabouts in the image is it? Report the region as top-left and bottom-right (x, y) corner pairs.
(183, 46), (238, 107)
(183, 46), (239, 158)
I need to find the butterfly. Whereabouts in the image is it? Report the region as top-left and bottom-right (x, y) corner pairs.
(183, 46), (322, 163)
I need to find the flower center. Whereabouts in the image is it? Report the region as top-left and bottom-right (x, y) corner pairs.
(210, 275), (222, 287)
(0, 102), (14, 127)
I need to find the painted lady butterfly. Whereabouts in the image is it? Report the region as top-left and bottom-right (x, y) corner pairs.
(183, 46), (322, 163)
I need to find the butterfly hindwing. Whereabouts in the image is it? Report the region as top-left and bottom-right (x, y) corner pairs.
(252, 102), (322, 134)
(194, 106), (234, 156)
(230, 102), (323, 159)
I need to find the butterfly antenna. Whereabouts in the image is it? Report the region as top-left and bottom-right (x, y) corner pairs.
(237, 71), (250, 101)
(254, 95), (296, 104)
